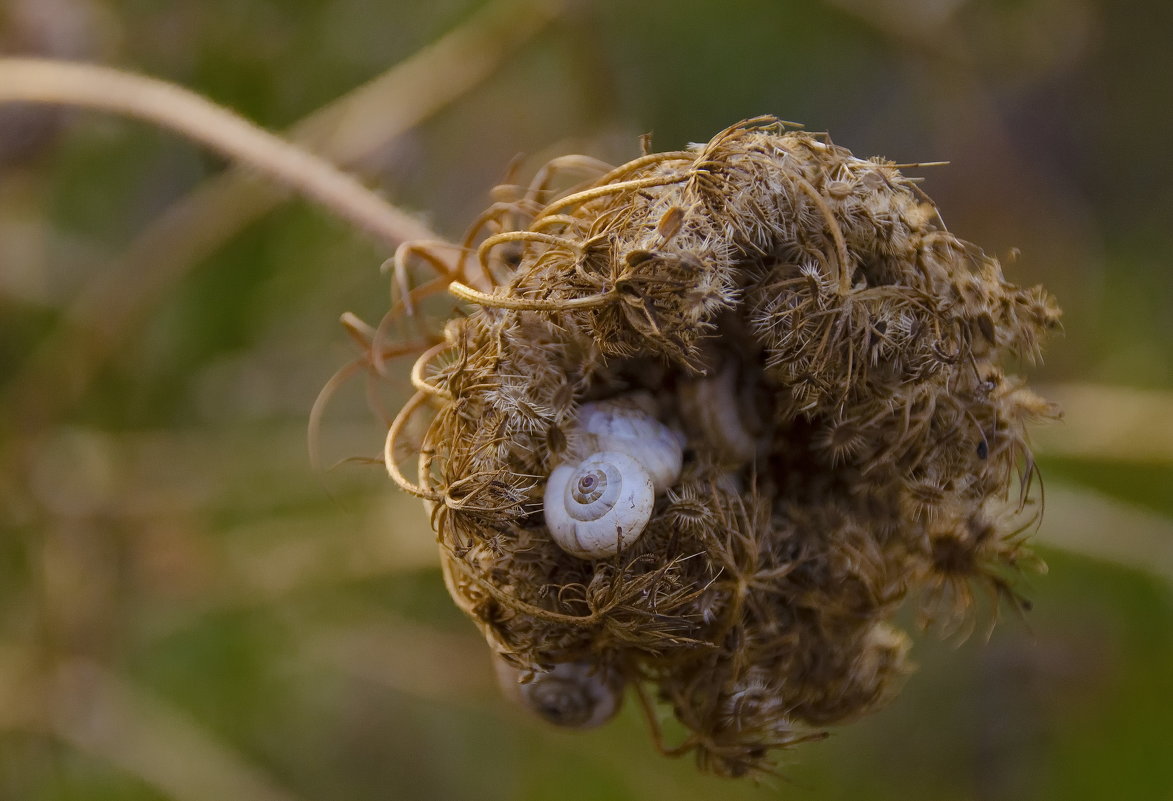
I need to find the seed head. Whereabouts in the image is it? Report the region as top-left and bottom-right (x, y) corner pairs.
(378, 117), (1060, 776)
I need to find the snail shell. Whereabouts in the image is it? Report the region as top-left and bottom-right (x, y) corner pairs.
(544, 451), (654, 559)
(494, 656), (624, 729)
(679, 361), (764, 465)
(576, 395), (684, 492)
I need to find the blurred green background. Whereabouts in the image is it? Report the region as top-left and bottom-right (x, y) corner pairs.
(1, 0), (1171, 799)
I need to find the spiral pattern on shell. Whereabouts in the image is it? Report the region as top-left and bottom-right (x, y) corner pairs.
(544, 451), (654, 559)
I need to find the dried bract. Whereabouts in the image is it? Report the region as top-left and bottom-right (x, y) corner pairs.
(380, 117), (1060, 775)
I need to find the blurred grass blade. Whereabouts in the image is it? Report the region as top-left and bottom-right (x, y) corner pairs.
(1034, 382), (1173, 463)
(0, 655), (307, 801)
(1039, 479), (1173, 583)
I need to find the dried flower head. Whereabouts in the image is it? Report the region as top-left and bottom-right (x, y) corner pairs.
(377, 117), (1060, 776)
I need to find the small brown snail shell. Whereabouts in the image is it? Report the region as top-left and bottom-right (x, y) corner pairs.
(493, 655), (624, 729)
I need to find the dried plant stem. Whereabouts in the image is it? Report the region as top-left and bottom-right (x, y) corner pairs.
(411, 341), (456, 400)
(385, 391), (440, 499)
(477, 230), (581, 264)
(633, 681), (697, 757)
(448, 558), (613, 626)
(590, 150), (695, 184)
(0, 57), (435, 247)
(391, 240), (476, 313)
(531, 213), (590, 231)
(447, 280), (616, 311)
(308, 358), (370, 473)
(794, 174), (852, 294)
(525, 154), (614, 199)
(537, 173), (691, 218)
(0, 0), (565, 454)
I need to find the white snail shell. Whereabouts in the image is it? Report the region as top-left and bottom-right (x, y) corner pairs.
(576, 395), (684, 492)
(493, 656), (624, 729)
(679, 361), (763, 465)
(544, 451), (654, 559)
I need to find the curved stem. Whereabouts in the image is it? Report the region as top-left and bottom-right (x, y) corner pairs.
(411, 341), (455, 400)
(308, 358), (368, 473)
(0, 57), (436, 248)
(588, 150), (694, 185)
(475, 230), (580, 271)
(444, 555), (607, 626)
(530, 214), (589, 232)
(385, 391), (441, 499)
(537, 173), (690, 218)
(447, 280), (615, 311)
(524, 154), (614, 202)
(389, 240), (469, 315)
(794, 174), (852, 294)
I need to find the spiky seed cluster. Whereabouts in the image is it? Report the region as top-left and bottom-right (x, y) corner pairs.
(386, 117), (1060, 777)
